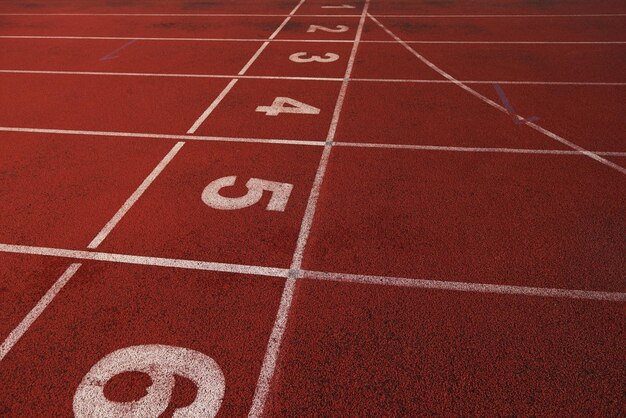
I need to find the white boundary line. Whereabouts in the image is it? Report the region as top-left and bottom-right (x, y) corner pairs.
(2, 126), (626, 156)
(368, 13), (626, 175)
(0, 243), (289, 278)
(186, 0), (305, 134)
(0, 243), (622, 303)
(1, 35), (624, 44)
(305, 271), (626, 302)
(248, 1), (371, 416)
(0, 126), (324, 146)
(0, 13), (361, 17)
(0, 13), (624, 17)
(3, 69), (626, 86)
(374, 13), (626, 18)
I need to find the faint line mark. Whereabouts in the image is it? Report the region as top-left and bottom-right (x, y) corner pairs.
(100, 39), (138, 61)
(493, 83), (539, 125)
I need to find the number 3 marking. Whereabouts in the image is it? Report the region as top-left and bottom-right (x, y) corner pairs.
(202, 176), (293, 212)
(289, 52), (339, 63)
(307, 24), (349, 33)
(73, 345), (225, 418)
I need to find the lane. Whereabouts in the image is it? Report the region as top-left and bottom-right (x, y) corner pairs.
(367, 0), (626, 15)
(266, 279), (625, 416)
(0, 38), (262, 75)
(353, 42), (626, 83)
(0, 261), (285, 416)
(303, 147), (626, 292)
(363, 15), (626, 42)
(0, 14), (286, 38)
(0, 131), (175, 249)
(0, 72), (231, 133)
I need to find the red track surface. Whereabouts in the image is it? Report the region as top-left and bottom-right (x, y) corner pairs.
(0, 0), (624, 417)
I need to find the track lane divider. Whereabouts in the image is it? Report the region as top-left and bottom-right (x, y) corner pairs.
(248, 1), (372, 416)
(0, 242), (622, 302)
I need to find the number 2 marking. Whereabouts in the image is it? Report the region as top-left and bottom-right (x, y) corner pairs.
(73, 345), (225, 418)
(202, 176), (293, 212)
(307, 24), (349, 33)
(289, 52), (339, 63)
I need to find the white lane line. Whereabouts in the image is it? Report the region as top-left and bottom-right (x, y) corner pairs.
(4, 69), (626, 86)
(186, 0), (305, 134)
(0, 243), (623, 302)
(2, 126), (625, 156)
(305, 270), (626, 302)
(248, 2), (372, 417)
(368, 13), (626, 175)
(0, 243), (289, 278)
(1, 13), (623, 17)
(374, 13), (626, 18)
(0, 35), (354, 42)
(87, 142), (184, 248)
(0, 126), (324, 146)
(397, 40), (626, 44)
(2, 35), (624, 44)
(335, 141), (626, 156)
(0, 263), (82, 361)
(352, 78), (626, 86)
(0, 13), (360, 17)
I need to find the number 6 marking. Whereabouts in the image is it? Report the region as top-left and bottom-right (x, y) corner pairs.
(73, 345), (225, 418)
(307, 24), (349, 33)
(202, 176), (293, 212)
(289, 52), (339, 63)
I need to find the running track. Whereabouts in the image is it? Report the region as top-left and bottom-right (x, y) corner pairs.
(0, 0), (624, 416)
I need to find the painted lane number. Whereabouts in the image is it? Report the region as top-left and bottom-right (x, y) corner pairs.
(74, 345), (225, 418)
(289, 52), (339, 63)
(307, 24), (349, 33)
(202, 176), (293, 212)
(256, 97), (320, 116)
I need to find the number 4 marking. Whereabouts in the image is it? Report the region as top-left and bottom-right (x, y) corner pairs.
(202, 176), (293, 212)
(321, 4), (355, 8)
(256, 97), (320, 116)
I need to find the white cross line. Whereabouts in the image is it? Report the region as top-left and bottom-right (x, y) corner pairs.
(0, 243), (622, 302)
(3, 69), (626, 86)
(1, 35), (625, 44)
(0, 12), (623, 17)
(1, 126), (625, 156)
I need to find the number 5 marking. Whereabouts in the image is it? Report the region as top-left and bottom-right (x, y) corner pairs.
(73, 345), (225, 418)
(289, 52), (339, 63)
(307, 24), (349, 33)
(202, 176), (293, 212)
